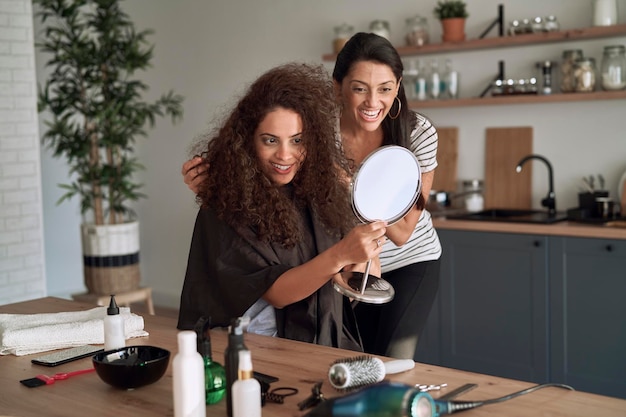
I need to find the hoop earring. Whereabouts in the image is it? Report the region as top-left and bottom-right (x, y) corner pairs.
(388, 96), (401, 120)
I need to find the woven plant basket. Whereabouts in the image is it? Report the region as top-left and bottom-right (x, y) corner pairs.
(81, 221), (141, 295)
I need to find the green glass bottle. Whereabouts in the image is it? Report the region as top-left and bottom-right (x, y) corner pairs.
(195, 317), (226, 405)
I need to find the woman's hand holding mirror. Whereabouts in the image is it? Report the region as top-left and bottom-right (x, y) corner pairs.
(333, 145), (422, 304)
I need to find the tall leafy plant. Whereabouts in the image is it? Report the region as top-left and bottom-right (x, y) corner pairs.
(34, 0), (184, 225)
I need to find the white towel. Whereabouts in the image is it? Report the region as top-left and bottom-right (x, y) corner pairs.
(0, 306), (149, 356)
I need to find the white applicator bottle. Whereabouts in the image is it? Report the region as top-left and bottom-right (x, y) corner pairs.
(103, 295), (125, 351)
(231, 349), (261, 417)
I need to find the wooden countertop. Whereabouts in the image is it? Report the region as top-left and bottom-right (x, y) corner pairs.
(433, 217), (626, 240)
(2, 297), (626, 417)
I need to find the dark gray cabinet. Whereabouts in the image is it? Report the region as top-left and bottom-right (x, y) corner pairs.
(549, 236), (626, 399)
(416, 230), (549, 383)
(415, 229), (626, 399)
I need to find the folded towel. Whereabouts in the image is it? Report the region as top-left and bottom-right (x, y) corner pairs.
(0, 306), (149, 356)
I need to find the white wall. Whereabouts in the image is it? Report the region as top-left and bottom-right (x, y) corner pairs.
(0, 0), (46, 305)
(33, 0), (626, 308)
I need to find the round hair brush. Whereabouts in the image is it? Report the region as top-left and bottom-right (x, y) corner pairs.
(328, 355), (415, 391)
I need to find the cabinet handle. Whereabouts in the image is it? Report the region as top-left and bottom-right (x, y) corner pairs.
(605, 244), (613, 252)
(533, 240), (541, 247)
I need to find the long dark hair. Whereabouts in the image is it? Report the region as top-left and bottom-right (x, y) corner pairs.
(196, 63), (354, 247)
(332, 32), (416, 148)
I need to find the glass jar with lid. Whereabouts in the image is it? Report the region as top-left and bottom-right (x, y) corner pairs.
(369, 20), (390, 40)
(508, 20), (520, 36)
(333, 23), (354, 53)
(600, 45), (626, 90)
(405, 15), (429, 46)
(531, 16), (544, 33)
(491, 79), (504, 96)
(544, 15), (560, 32)
(560, 49), (584, 92)
(462, 180), (484, 212)
(520, 18), (533, 34)
(573, 58), (597, 92)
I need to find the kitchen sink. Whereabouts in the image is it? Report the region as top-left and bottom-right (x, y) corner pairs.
(446, 209), (569, 224)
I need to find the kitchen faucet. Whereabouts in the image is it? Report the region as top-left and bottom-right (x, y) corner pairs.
(516, 154), (556, 216)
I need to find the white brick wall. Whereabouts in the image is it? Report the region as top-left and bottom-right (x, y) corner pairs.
(0, 0), (46, 305)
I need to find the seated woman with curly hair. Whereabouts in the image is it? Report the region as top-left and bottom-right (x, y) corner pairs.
(177, 63), (387, 351)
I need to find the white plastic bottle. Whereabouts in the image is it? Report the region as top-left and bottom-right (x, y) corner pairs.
(231, 350), (261, 417)
(416, 60), (428, 101)
(429, 59), (441, 99)
(103, 295), (125, 351)
(173, 331), (206, 417)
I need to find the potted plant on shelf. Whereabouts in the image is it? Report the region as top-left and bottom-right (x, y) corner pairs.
(34, 0), (184, 295)
(434, 0), (469, 42)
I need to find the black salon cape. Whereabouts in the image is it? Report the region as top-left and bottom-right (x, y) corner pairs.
(177, 207), (363, 352)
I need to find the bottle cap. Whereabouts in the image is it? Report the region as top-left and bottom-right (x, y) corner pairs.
(194, 316), (213, 357)
(238, 350), (253, 371)
(107, 295), (120, 315)
(177, 331), (197, 354)
(228, 316), (250, 335)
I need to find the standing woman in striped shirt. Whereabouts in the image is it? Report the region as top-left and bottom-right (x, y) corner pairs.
(182, 33), (441, 360)
(332, 32), (441, 360)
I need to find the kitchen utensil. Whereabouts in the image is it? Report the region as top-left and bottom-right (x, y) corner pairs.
(598, 174), (605, 190)
(484, 127), (533, 209)
(588, 175), (595, 190)
(332, 145), (421, 304)
(581, 177), (595, 193)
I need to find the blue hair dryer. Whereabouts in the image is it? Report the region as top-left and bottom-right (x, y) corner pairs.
(303, 381), (478, 417)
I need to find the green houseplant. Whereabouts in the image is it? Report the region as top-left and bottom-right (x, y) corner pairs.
(34, 0), (184, 294)
(433, 0), (469, 42)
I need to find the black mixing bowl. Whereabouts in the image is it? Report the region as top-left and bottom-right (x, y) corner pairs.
(93, 345), (170, 389)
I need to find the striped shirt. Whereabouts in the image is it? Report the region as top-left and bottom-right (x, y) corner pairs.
(380, 112), (442, 273)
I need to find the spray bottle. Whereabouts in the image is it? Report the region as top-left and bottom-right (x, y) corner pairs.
(194, 317), (226, 405)
(224, 317), (247, 417)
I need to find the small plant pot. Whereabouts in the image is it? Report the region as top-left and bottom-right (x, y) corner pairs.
(441, 18), (466, 42)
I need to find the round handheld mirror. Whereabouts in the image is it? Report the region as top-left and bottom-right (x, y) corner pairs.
(333, 145), (422, 304)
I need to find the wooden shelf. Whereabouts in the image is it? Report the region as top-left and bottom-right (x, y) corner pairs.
(322, 24), (626, 61)
(410, 90), (626, 108)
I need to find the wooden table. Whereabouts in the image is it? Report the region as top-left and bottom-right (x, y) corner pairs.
(2, 297), (625, 417)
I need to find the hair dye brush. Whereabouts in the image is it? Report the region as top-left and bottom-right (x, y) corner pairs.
(328, 355), (415, 390)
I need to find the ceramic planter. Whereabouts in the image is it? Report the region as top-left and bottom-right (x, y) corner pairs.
(441, 18), (466, 42)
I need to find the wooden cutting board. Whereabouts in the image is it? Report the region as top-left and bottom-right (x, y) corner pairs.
(432, 127), (458, 192)
(484, 127), (533, 209)
(620, 173), (626, 217)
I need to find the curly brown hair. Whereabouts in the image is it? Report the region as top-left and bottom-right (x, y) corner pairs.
(196, 63), (355, 247)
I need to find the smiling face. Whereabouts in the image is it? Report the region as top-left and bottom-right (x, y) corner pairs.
(254, 107), (306, 186)
(336, 60), (400, 133)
